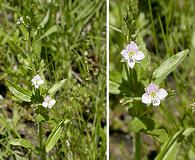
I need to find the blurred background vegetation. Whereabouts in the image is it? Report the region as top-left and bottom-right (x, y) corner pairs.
(0, 0), (106, 159)
(110, 0), (195, 159)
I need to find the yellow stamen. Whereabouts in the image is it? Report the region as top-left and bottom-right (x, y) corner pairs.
(128, 51), (134, 57)
(150, 91), (156, 97)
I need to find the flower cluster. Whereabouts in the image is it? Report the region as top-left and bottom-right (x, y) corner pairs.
(120, 41), (168, 106)
(31, 74), (56, 109)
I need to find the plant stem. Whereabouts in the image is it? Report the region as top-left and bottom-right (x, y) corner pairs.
(135, 132), (141, 160)
(38, 122), (46, 160)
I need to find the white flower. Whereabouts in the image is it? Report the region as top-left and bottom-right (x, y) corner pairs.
(142, 83), (168, 106)
(121, 41), (145, 68)
(31, 74), (44, 89)
(17, 17), (24, 25)
(42, 96), (56, 108)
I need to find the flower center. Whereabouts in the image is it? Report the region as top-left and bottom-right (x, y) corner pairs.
(128, 51), (134, 57)
(150, 91), (156, 97)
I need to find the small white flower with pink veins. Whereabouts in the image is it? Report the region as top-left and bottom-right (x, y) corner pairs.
(121, 41), (145, 69)
(31, 74), (44, 89)
(42, 96), (56, 108)
(142, 83), (168, 106)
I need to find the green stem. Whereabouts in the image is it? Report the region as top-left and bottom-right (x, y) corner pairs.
(135, 132), (141, 160)
(39, 122), (46, 160)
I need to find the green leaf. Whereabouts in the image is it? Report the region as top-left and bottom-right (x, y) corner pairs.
(33, 25), (59, 45)
(110, 71), (122, 84)
(35, 114), (46, 123)
(9, 138), (34, 149)
(130, 117), (147, 132)
(48, 79), (66, 96)
(45, 119), (70, 153)
(155, 128), (195, 160)
(153, 49), (189, 84)
(130, 117), (169, 142)
(39, 9), (50, 27)
(6, 80), (32, 102)
(109, 80), (120, 95)
(130, 117), (158, 132)
(146, 129), (169, 143)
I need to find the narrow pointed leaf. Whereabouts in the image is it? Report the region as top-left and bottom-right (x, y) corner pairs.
(45, 119), (70, 153)
(33, 25), (59, 45)
(48, 79), (66, 96)
(153, 49), (189, 84)
(39, 9), (50, 27)
(6, 80), (32, 102)
(155, 128), (195, 160)
(9, 138), (34, 149)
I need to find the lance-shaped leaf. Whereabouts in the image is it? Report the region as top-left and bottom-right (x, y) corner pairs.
(9, 138), (34, 149)
(39, 9), (50, 27)
(48, 79), (66, 96)
(45, 119), (70, 153)
(6, 80), (32, 102)
(153, 49), (189, 84)
(33, 25), (59, 45)
(155, 128), (195, 160)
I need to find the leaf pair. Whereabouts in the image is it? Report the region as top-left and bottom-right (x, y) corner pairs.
(6, 79), (66, 102)
(130, 117), (169, 143)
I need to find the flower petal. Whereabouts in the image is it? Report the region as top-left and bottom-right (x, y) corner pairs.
(44, 96), (51, 102)
(127, 58), (135, 69)
(133, 51), (145, 61)
(121, 49), (129, 60)
(37, 79), (44, 85)
(42, 102), (48, 108)
(126, 41), (138, 52)
(152, 98), (161, 106)
(34, 84), (40, 88)
(157, 89), (168, 100)
(34, 75), (41, 81)
(146, 83), (158, 94)
(50, 99), (56, 106)
(142, 93), (152, 105)
(31, 79), (35, 84)
(48, 104), (53, 108)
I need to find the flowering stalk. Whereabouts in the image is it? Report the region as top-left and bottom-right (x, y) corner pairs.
(121, 41), (143, 159)
(31, 75), (56, 159)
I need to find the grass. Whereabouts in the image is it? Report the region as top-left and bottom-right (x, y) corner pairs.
(0, 0), (106, 159)
(109, 0), (195, 159)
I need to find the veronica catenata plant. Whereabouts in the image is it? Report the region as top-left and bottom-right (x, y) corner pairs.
(6, 73), (67, 159)
(4, 13), (70, 159)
